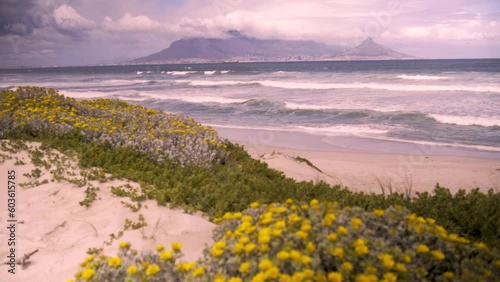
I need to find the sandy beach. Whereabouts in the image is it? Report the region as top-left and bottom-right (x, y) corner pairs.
(216, 127), (500, 194)
(0, 143), (215, 282)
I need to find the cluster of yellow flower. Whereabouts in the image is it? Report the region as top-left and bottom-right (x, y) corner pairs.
(0, 87), (228, 167)
(71, 200), (499, 281)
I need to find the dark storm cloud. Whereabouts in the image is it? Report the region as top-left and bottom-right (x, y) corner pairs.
(0, 0), (60, 37)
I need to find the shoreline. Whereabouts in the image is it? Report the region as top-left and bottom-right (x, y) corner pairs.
(215, 126), (500, 194)
(214, 126), (500, 160)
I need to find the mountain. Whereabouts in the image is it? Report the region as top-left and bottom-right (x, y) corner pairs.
(133, 31), (413, 64)
(133, 30), (344, 64)
(334, 37), (414, 60)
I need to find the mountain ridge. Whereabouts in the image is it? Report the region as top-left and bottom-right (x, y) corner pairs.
(133, 31), (413, 64)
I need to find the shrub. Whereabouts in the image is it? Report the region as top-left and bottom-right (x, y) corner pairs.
(70, 202), (500, 282)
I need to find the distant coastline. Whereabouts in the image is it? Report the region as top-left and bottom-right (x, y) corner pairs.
(3, 57), (500, 70)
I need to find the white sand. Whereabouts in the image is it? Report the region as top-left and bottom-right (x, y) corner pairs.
(0, 142), (215, 282)
(246, 143), (500, 195)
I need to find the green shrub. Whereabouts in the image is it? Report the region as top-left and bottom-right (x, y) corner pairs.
(70, 202), (500, 282)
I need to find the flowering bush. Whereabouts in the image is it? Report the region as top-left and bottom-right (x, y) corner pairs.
(71, 201), (499, 281)
(0, 87), (226, 167)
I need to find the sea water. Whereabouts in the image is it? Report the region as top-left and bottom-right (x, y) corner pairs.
(1, 59), (499, 156)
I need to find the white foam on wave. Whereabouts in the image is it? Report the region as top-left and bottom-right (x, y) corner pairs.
(182, 80), (254, 86)
(258, 80), (500, 93)
(166, 71), (197, 76)
(220, 70), (230, 74)
(99, 79), (149, 86)
(285, 102), (400, 113)
(344, 134), (500, 153)
(143, 93), (248, 104)
(295, 125), (389, 136)
(204, 71), (216, 75)
(285, 102), (336, 110)
(429, 114), (500, 127)
(397, 75), (450, 80)
(136, 71), (143, 75)
(182, 79), (500, 93)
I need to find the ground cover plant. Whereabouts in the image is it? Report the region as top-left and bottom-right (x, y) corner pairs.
(70, 202), (499, 281)
(1, 87), (499, 281)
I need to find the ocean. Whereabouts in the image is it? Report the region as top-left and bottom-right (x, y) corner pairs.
(1, 59), (499, 157)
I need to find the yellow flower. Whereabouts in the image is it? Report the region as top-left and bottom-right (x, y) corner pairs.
(240, 262), (251, 273)
(337, 226), (348, 235)
(394, 263), (407, 273)
(266, 267), (280, 279)
(323, 213), (336, 226)
(259, 235), (271, 244)
(212, 247), (224, 258)
(259, 259), (273, 271)
(379, 254), (395, 270)
(108, 256), (121, 268)
(272, 229), (283, 238)
(327, 233), (338, 242)
(355, 244), (369, 255)
(443, 271), (454, 279)
(474, 242), (487, 250)
(251, 272), (267, 282)
(310, 199), (319, 206)
(250, 202), (260, 208)
(275, 220), (287, 229)
(280, 274), (292, 282)
(277, 251), (290, 261)
(192, 266), (206, 277)
(155, 244), (164, 252)
(296, 230), (308, 240)
(245, 243), (257, 254)
(160, 250), (173, 261)
(402, 255), (411, 264)
(146, 264), (161, 276)
(172, 242), (182, 252)
(301, 255), (311, 266)
(176, 262), (195, 272)
(229, 277), (242, 282)
(127, 265), (138, 275)
(81, 268), (95, 280)
(355, 274), (371, 282)
(306, 242), (316, 253)
(341, 262), (353, 272)
(416, 244), (429, 254)
(290, 250), (301, 260)
(382, 272), (397, 282)
(233, 243), (244, 254)
(351, 217), (362, 231)
(373, 209), (385, 217)
(430, 250), (445, 261)
(119, 241), (130, 249)
(353, 238), (369, 255)
(328, 272), (343, 282)
(242, 215), (254, 223)
(259, 244), (270, 253)
(331, 247), (344, 259)
(214, 274), (227, 282)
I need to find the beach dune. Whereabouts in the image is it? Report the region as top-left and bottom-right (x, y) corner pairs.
(0, 143), (215, 282)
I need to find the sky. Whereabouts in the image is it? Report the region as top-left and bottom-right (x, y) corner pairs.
(0, 0), (499, 67)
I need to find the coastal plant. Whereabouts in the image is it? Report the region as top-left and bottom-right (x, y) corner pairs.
(0, 87), (227, 167)
(70, 202), (500, 282)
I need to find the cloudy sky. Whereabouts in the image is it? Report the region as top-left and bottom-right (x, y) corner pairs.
(1, 0), (499, 67)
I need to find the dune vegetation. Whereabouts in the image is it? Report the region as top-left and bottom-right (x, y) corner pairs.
(1, 87), (499, 281)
